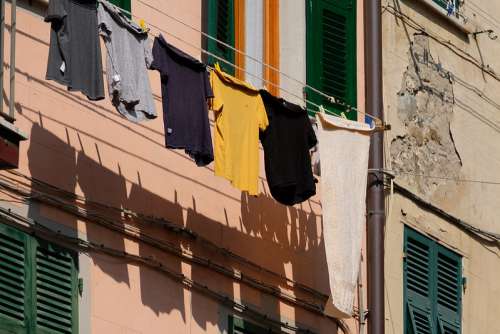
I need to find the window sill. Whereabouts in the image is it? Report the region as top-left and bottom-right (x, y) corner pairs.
(414, 0), (475, 34)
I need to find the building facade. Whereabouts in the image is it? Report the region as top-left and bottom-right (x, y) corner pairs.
(3, 0), (498, 333)
(0, 0), (367, 333)
(383, 0), (500, 333)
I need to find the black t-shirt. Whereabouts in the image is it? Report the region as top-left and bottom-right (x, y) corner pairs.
(151, 35), (214, 166)
(45, 0), (104, 101)
(259, 90), (317, 205)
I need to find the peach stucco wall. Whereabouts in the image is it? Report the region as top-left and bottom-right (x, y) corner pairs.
(0, 1), (367, 333)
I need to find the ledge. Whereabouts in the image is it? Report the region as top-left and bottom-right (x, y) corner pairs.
(0, 118), (28, 142)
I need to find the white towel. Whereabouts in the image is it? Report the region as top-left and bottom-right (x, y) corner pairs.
(316, 110), (373, 318)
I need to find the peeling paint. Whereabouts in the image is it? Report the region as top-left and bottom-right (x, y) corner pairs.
(391, 35), (462, 196)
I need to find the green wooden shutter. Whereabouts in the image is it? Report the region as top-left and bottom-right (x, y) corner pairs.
(0, 224), (31, 334)
(0, 222), (78, 334)
(207, 0), (235, 75)
(108, 0), (131, 17)
(34, 239), (78, 334)
(436, 246), (461, 334)
(404, 227), (462, 334)
(404, 229), (436, 334)
(306, 0), (357, 119)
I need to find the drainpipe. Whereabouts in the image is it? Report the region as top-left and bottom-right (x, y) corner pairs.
(364, 0), (385, 334)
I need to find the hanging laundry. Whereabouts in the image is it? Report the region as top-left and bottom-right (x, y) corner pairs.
(150, 35), (214, 166)
(259, 90), (317, 205)
(316, 108), (374, 319)
(97, 0), (157, 122)
(45, 0), (105, 101)
(210, 64), (268, 195)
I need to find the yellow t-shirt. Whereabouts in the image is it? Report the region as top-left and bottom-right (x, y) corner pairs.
(210, 64), (269, 195)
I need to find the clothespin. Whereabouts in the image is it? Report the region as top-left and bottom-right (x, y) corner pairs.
(139, 19), (148, 31)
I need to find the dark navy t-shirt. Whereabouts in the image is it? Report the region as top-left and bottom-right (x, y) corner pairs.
(259, 90), (317, 205)
(151, 35), (214, 166)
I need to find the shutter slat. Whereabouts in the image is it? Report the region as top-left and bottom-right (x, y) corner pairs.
(0, 303), (24, 322)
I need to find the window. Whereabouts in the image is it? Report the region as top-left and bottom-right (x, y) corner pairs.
(207, 0), (236, 75)
(0, 223), (79, 334)
(229, 315), (276, 334)
(432, 0), (459, 14)
(404, 227), (462, 334)
(306, 0), (357, 119)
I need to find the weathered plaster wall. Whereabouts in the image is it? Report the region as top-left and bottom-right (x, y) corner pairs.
(383, 0), (500, 333)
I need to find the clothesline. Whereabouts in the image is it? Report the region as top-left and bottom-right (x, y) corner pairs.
(135, 0), (362, 116)
(114, 2), (383, 127)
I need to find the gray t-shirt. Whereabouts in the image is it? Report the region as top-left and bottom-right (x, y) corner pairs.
(97, 0), (156, 122)
(45, 0), (105, 101)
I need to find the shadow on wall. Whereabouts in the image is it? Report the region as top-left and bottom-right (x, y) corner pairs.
(25, 112), (330, 332)
(17, 13), (330, 327)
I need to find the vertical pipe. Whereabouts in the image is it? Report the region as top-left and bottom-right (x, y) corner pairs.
(0, 0), (5, 115)
(8, 0), (15, 120)
(364, 0), (385, 333)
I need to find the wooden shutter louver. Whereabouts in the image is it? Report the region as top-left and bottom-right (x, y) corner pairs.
(322, 9), (348, 105)
(306, 0), (357, 119)
(0, 225), (28, 333)
(208, 0), (235, 75)
(35, 241), (77, 334)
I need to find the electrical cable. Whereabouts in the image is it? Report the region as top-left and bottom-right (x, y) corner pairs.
(383, 4), (500, 82)
(4, 169), (331, 303)
(0, 206), (329, 334)
(373, 168), (500, 186)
